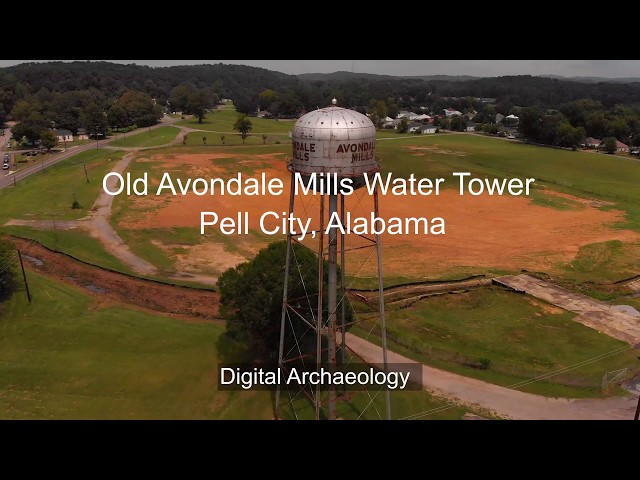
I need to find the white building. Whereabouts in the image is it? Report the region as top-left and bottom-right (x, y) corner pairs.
(506, 114), (519, 126)
(55, 129), (73, 143)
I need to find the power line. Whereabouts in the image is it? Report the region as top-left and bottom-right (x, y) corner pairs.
(399, 344), (634, 420)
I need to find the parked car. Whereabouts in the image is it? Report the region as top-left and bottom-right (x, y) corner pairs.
(2, 163), (8, 170)
(3, 153), (9, 161)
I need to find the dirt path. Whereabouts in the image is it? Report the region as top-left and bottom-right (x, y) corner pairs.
(103, 124), (192, 151)
(13, 237), (220, 319)
(4, 136), (219, 285)
(89, 153), (157, 276)
(343, 332), (637, 420)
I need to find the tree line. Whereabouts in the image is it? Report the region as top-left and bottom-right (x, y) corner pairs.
(4, 62), (640, 148)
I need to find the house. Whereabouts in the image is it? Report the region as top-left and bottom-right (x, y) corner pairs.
(466, 122), (476, 132)
(397, 111), (418, 119)
(444, 108), (462, 117)
(495, 113), (505, 124)
(585, 137), (601, 148)
(465, 111), (477, 120)
(412, 114), (432, 122)
(420, 124), (437, 134)
(55, 129), (73, 143)
(616, 140), (629, 153)
(407, 122), (423, 133)
(77, 128), (89, 141)
(505, 114), (519, 126)
(256, 110), (272, 119)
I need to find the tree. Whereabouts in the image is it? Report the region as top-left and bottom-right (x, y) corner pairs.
(107, 103), (130, 131)
(603, 137), (617, 154)
(234, 115), (252, 144)
(518, 107), (543, 142)
(483, 124), (499, 135)
(0, 238), (16, 301)
(11, 112), (47, 145)
(169, 85), (191, 113)
(258, 88), (277, 110)
(50, 91), (92, 134)
(585, 111), (607, 138)
(606, 117), (630, 140)
(217, 241), (352, 359)
(397, 117), (409, 134)
(556, 123), (585, 149)
(450, 115), (465, 132)
(82, 102), (108, 136)
(115, 90), (161, 127)
(368, 98), (388, 129)
(40, 129), (58, 150)
(187, 89), (212, 124)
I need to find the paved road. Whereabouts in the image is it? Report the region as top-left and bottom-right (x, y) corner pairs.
(0, 116), (176, 190)
(343, 332), (637, 420)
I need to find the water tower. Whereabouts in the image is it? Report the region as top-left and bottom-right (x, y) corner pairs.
(275, 99), (391, 420)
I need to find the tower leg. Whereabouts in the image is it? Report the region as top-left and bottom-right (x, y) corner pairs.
(315, 194), (325, 420)
(275, 171), (296, 419)
(327, 193), (338, 420)
(340, 194), (346, 369)
(374, 186), (392, 420)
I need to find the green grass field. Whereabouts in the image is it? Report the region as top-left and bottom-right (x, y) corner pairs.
(352, 286), (639, 398)
(0, 271), (272, 419)
(376, 134), (640, 230)
(1, 226), (133, 274)
(0, 271), (470, 419)
(111, 126), (180, 148)
(182, 131), (288, 147)
(0, 149), (125, 223)
(177, 107), (295, 135)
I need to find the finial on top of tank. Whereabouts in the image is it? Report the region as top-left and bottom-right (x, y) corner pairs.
(331, 98), (337, 105)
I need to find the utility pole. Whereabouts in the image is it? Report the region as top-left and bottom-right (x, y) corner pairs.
(17, 250), (31, 303)
(636, 355), (640, 420)
(83, 163), (90, 183)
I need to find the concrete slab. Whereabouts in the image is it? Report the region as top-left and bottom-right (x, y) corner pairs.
(494, 274), (640, 345)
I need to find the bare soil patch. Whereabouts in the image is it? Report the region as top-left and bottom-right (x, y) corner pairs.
(118, 152), (640, 278)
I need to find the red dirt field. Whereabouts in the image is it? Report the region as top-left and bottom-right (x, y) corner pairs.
(118, 152), (640, 279)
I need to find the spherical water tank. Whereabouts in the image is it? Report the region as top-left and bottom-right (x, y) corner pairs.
(290, 100), (379, 178)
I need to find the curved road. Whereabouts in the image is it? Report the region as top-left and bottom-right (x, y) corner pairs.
(343, 333), (637, 420)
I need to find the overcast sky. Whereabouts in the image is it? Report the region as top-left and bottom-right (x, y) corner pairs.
(0, 60), (638, 78)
